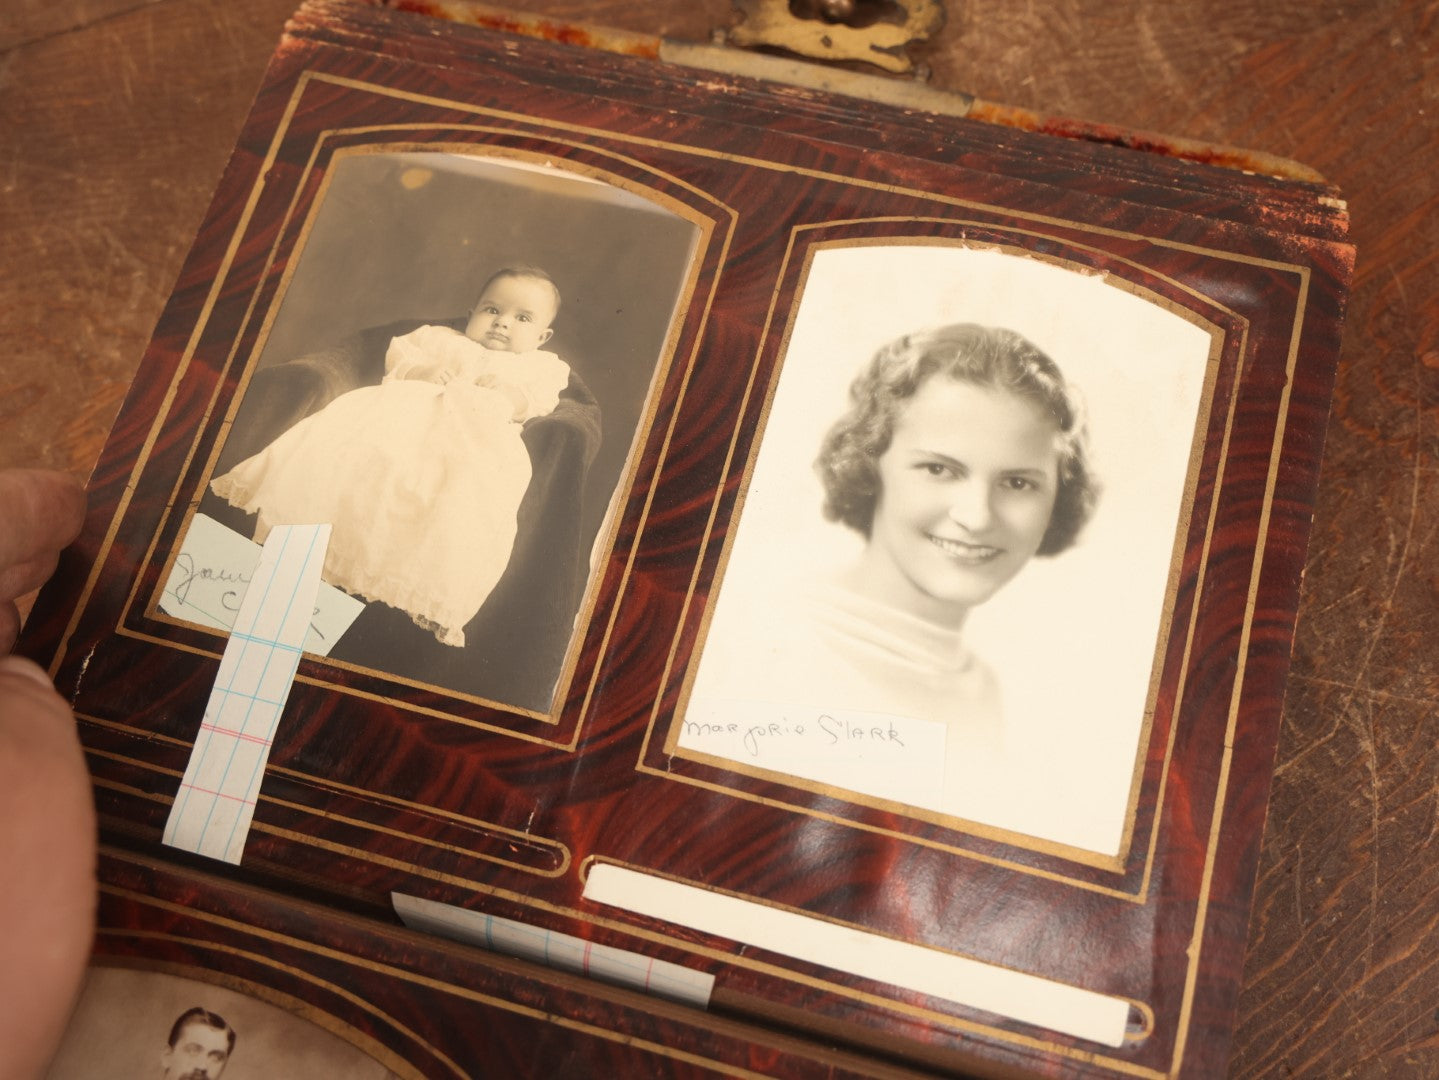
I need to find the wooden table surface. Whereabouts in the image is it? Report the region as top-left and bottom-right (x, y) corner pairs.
(3, 2), (1435, 1076)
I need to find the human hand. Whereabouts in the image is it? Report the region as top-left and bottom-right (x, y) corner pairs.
(0, 656), (96, 1080)
(0, 469), (94, 1079)
(0, 469), (86, 654)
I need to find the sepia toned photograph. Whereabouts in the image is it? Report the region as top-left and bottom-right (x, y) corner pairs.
(46, 966), (402, 1079)
(679, 243), (1213, 857)
(180, 150), (701, 715)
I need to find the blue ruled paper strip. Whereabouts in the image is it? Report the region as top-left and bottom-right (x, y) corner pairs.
(163, 523), (331, 865)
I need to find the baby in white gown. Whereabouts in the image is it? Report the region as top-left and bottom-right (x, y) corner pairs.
(211, 267), (569, 647)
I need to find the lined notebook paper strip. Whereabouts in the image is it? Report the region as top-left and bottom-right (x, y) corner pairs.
(392, 892), (715, 1009)
(162, 523), (331, 864)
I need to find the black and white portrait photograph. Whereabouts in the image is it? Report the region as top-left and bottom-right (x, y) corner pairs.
(679, 243), (1213, 858)
(182, 149), (701, 715)
(45, 967), (401, 1079)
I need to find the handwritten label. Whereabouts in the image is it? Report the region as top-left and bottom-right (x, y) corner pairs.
(678, 697), (946, 808)
(160, 514), (363, 656)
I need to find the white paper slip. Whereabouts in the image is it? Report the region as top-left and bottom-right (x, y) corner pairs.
(163, 523), (331, 865)
(392, 893), (715, 1009)
(583, 864), (1131, 1047)
(160, 513), (363, 656)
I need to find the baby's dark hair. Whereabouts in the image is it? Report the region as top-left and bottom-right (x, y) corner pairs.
(477, 264), (562, 319)
(815, 322), (1098, 556)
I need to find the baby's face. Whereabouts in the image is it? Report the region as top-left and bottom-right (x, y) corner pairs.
(464, 275), (557, 353)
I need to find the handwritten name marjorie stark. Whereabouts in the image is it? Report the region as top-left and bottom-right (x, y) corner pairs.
(676, 700), (948, 807)
(685, 713), (907, 759)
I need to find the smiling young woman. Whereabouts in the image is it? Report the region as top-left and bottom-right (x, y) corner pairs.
(819, 323), (1098, 633)
(842, 379), (1062, 629)
(682, 323), (1100, 814)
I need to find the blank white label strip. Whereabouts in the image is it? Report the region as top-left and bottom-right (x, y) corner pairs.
(583, 863), (1129, 1047)
(163, 523), (330, 865)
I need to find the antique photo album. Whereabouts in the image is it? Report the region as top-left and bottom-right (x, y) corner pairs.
(21, 1), (1352, 1076)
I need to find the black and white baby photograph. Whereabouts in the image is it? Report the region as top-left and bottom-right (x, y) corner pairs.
(185, 149), (701, 715)
(679, 242), (1213, 858)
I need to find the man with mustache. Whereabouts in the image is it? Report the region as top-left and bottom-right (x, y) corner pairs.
(160, 1007), (236, 1080)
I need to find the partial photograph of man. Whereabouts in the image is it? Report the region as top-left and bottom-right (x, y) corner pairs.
(160, 1007), (236, 1080)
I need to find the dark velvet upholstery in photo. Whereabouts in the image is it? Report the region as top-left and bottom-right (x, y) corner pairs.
(203, 317), (603, 712)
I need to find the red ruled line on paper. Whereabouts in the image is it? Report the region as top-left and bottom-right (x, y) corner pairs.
(197, 722), (273, 746)
(173, 783), (258, 808)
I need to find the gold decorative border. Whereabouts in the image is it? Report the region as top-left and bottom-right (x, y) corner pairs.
(400, 853), (1168, 1078)
(45, 68), (1322, 1080)
(118, 131), (726, 738)
(81, 714), (572, 882)
(96, 883), (782, 1080)
(651, 225), (1236, 885)
(87, 949), (440, 1080)
(1168, 264), (1312, 1074)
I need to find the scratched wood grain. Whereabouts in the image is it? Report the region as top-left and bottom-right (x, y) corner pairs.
(2, 1), (1435, 1077)
(0, 0), (298, 479)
